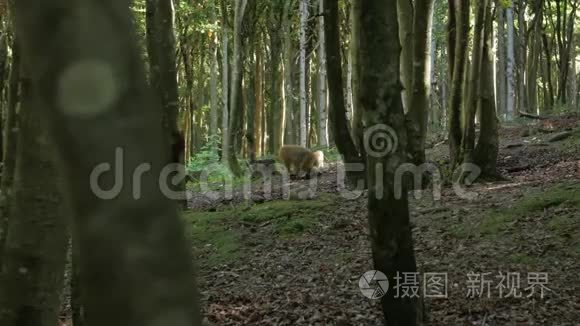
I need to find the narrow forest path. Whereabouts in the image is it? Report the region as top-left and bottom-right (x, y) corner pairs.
(185, 117), (580, 325)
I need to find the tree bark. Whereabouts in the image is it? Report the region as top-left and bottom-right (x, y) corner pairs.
(506, 4), (516, 120)
(406, 0), (434, 166)
(398, 0), (414, 112)
(324, 0), (362, 178)
(227, 0), (247, 176)
(0, 70), (69, 326)
(358, 0), (422, 324)
(0, 41), (20, 251)
(461, 0), (487, 163)
(474, 0), (499, 178)
(12, 1), (202, 325)
(496, 4), (507, 119)
(299, 0), (310, 147)
(318, 0), (329, 147)
(350, 0), (365, 154)
(210, 3), (220, 139)
(448, 0), (470, 166)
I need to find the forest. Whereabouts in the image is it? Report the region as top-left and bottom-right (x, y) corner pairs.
(0, 0), (578, 325)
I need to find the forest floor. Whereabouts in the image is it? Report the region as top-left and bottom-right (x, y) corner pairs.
(183, 115), (580, 326)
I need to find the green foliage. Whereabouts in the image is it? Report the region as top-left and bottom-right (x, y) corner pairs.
(186, 135), (221, 173)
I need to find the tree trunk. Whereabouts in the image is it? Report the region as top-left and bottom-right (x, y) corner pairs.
(227, 0), (247, 176)
(350, 0), (365, 154)
(282, 0), (295, 145)
(505, 4), (516, 120)
(12, 1), (202, 325)
(0, 33), (8, 163)
(210, 3), (219, 139)
(299, 0), (310, 147)
(358, 0), (423, 324)
(461, 0), (487, 163)
(496, 4), (507, 119)
(527, 0), (543, 115)
(221, 4), (230, 163)
(0, 41), (20, 250)
(448, 0), (470, 166)
(268, 5), (284, 154)
(517, 0), (527, 113)
(398, 0), (414, 112)
(474, 0), (499, 177)
(406, 0), (434, 166)
(318, 0), (329, 147)
(146, 0), (185, 207)
(324, 0), (362, 176)
(254, 38), (263, 159)
(0, 70), (69, 326)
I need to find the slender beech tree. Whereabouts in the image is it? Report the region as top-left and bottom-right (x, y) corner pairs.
(461, 0), (487, 164)
(406, 0), (435, 165)
(448, 0), (470, 166)
(0, 39), (19, 250)
(358, 0), (423, 324)
(505, 2), (516, 120)
(496, 2), (507, 119)
(397, 0), (414, 112)
(299, 0), (310, 147)
(12, 1), (202, 325)
(474, 0), (499, 177)
(227, 0), (247, 176)
(324, 0), (362, 182)
(317, 0), (329, 147)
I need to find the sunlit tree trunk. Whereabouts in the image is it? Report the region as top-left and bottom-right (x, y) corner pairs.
(406, 0), (434, 165)
(517, 0), (527, 113)
(505, 3), (516, 120)
(317, 0), (329, 147)
(254, 38), (263, 159)
(398, 0), (414, 112)
(350, 0), (365, 154)
(282, 0), (296, 145)
(210, 3), (219, 139)
(221, 2), (230, 163)
(496, 4), (507, 119)
(299, 0), (309, 147)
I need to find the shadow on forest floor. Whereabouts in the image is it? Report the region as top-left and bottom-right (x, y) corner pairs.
(183, 116), (580, 325)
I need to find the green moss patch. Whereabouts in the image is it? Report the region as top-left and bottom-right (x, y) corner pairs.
(183, 193), (338, 266)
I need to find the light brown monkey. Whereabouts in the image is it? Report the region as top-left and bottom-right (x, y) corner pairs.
(278, 145), (324, 178)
